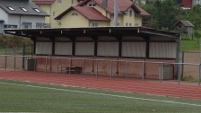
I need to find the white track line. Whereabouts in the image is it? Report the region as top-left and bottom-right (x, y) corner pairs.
(0, 81), (201, 107)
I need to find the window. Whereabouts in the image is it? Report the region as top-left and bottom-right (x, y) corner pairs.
(129, 23), (132, 27)
(129, 10), (132, 17)
(20, 7), (28, 12)
(71, 0), (74, 5)
(89, 2), (96, 7)
(4, 24), (18, 29)
(125, 10), (128, 16)
(72, 12), (78, 16)
(22, 22), (32, 29)
(53, 12), (55, 16)
(91, 22), (98, 27)
(125, 23), (128, 26)
(36, 23), (44, 28)
(7, 6), (15, 11)
(33, 8), (40, 13)
(58, 0), (62, 4)
(135, 23), (139, 27)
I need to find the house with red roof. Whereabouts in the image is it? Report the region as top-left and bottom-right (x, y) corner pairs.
(182, 0), (192, 8)
(33, 0), (149, 28)
(32, 0), (83, 28)
(55, 0), (150, 28)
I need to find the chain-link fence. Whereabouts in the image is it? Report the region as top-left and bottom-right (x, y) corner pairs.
(0, 55), (200, 85)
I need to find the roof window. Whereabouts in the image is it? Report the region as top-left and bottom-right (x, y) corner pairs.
(89, 2), (96, 7)
(33, 8), (40, 13)
(21, 7), (28, 12)
(72, 12), (78, 16)
(7, 6), (15, 11)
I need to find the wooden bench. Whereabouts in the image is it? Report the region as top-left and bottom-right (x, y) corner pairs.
(61, 66), (82, 74)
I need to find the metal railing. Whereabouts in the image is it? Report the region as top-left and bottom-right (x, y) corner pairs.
(0, 55), (200, 85)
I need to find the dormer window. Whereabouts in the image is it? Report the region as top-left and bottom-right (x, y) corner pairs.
(72, 12), (78, 16)
(89, 2), (96, 7)
(129, 10), (132, 17)
(71, 0), (74, 5)
(21, 7), (28, 12)
(33, 8), (40, 13)
(58, 0), (62, 4)
(7, 6), (15, 11)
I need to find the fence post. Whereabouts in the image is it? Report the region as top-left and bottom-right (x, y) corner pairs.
(14, 55), (16, 71)
(142, 62), (145, 80)
(178, 64), (181, 84)
(181, 51), (184, 79)
(199, 64), (201, 86)
(34, 56), (37, 72)
(22, 44), (25, 70)
(69, 58), (72, 75)
(96, 60), (98, 77)
(159, 64), (163, 82)
(4, 55), (7, 70)
(82, 59), (85, 74)
(125, 61), (128, 79)
(110, 61), (113, 78)
(57, 58), (60, 73)
(45, 56), (48, 73)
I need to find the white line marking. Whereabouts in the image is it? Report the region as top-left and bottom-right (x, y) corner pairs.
(0, 81), (201, 107)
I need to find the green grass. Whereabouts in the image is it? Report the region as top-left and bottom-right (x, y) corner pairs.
(183, 75), (199, 82)
(180, 39), (200, 52)
(0, 79), (201, 113)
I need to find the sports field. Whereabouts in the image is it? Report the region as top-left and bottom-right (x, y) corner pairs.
(0, 79), (201, 113)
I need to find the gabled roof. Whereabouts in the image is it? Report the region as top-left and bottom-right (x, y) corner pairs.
(55, 6), (110, 21)
(176, 20), (194, 27)
(79, 0), (150, 16)
(0, 0), (48, 16)
(32, 0), (56, 5)
(132, 4), (150, 16)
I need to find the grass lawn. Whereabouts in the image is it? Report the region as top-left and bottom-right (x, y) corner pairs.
(180, 39), (200, 52)
(0, 79), (201, 113)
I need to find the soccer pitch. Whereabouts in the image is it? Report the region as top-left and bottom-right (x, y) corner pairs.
(0, 79), (201, 113)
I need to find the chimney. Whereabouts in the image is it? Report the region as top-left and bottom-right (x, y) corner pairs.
(102, 0), (108, 7)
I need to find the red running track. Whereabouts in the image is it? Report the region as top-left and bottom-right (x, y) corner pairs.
(0, 70), (201, 100)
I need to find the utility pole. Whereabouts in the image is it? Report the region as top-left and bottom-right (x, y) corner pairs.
(114, 0), (118, 26)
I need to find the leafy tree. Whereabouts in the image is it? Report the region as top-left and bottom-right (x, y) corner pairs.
(142, 0), (179, 30)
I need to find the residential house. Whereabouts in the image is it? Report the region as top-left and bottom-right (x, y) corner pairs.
(182, 0), (192, 8)
(192, 0), (201, 6)
(182, 0), (201, 8)
(55, 0), (150, 28)
(0, 0), (48, 34)
(134, 0), (165, 5)
(32, 0), (83, 28)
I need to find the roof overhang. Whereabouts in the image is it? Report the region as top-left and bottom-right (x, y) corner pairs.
(4, 27), (179, 40)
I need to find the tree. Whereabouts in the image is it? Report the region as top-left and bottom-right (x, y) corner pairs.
(142, 0), (180, 30)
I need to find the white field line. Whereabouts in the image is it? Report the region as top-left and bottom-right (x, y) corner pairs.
(0, 81), (201, 107)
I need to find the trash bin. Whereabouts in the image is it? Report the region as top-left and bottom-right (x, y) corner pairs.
(159, 64), (173, 80)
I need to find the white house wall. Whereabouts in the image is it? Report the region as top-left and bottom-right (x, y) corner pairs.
(75, 42), (94, 56)
(122, 42), (146, 57)
(7, 15), (20, 26)
(97, 42), (119, 57)
(35, 42), (52, 55)
(0, 8), (8, 23)
(149, 42), (176, 58)
(20, 16), (45, 28)
(55, 42), (72, 55)
(7, 15), (45, 28)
